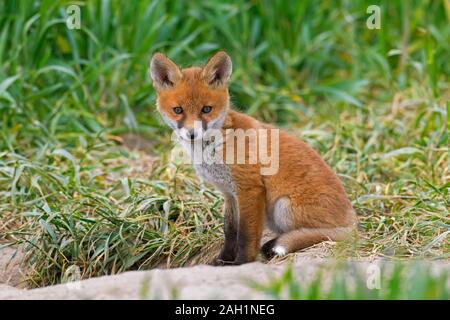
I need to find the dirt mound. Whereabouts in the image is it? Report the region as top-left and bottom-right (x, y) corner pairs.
(0, 238), (339, 299)
(1, 245), (449, 300)
(0, 260), (317, 299)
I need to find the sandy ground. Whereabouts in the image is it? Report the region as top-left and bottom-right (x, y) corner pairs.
(0, 256), (343, 299)
(0, 240), (319, 300)
(2, 241), (450, 299)
(0, 262), (281, 299)
(1, 139), (448, 299)
(1, 242), (448, 300)
(0, 240), (338, 299)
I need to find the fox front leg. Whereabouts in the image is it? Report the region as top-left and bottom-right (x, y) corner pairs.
(232, 187), (265, 265)
(211, 196), (238, 265)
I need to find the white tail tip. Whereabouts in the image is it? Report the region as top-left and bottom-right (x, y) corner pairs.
(272, 245), (287, 257)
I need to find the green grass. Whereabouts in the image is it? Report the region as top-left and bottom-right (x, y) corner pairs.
(251, 261), (450, 299)
(0, 0), (449, 288)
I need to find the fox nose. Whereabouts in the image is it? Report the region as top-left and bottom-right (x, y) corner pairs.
(188, 130), (197, 140)
(180, 126), (202, 141)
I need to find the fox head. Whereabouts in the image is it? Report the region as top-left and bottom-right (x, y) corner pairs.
(150, 51), (232, 141)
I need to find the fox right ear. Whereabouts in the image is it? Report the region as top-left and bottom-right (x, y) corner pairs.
(150, 53), (182, 90)
(202, 51), (232, 88)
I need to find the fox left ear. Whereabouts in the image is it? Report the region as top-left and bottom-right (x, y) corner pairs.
(202, 51), (232, 87)
(150, 53), (182, 90)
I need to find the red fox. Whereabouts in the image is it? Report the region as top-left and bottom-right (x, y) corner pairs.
(150, 51), (357, 265)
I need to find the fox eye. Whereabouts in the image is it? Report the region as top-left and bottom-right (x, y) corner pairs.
(173, 106), (183, 114)
(202, 106), (212, 114)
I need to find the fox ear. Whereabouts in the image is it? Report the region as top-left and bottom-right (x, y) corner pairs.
(202, 51), (232, 87)
(150, 53), (182, 90)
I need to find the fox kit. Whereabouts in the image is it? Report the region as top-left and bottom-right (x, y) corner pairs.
(150, 51), (356, 265)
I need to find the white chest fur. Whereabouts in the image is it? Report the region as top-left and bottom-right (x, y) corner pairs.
(179, 138), (236, 196)
(194, 162), (235, 195)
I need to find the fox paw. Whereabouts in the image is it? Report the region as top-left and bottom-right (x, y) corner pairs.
(210, 257), (252, 266)
(210, 257), (235, 266)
